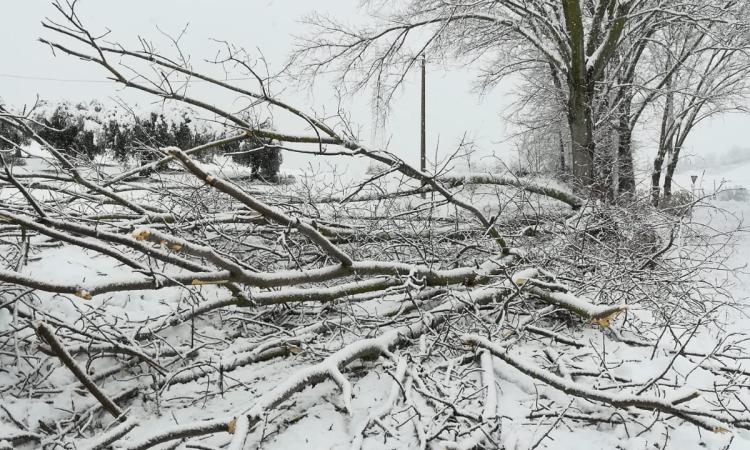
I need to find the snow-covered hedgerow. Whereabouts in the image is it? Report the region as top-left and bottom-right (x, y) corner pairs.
(27, 100), (283, 180)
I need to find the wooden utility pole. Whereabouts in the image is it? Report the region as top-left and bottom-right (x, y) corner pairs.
(420, 54), (426, 198)
(420, 54), (426, 174)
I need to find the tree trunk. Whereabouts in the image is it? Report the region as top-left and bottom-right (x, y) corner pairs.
(548, 62), (567, 174)
(617, 102), (635, 196)
(561, 0), (628, 193)
(567, 87), (594, 187)
(652, 87), (674, 206)
(595, 96), (616, 201)
(562, 0), (594, 188)
(597, 141), (615, 201)
(558, 130), (567, 173)
(662, 145), (682, 199)
(651, 146), (668, 206)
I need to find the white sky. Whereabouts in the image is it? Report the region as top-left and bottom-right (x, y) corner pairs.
(2, 0), (748, 176)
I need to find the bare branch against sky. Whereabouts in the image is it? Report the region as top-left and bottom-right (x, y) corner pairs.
(3, 1), (747, 172)
(1, 0), (519, 173)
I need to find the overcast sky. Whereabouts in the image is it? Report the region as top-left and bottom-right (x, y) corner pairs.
(2, 1), (748, 176)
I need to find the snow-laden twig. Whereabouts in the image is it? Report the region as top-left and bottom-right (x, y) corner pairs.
(103, 132), (248, 186)
(441, 173), (584, 209)
(438, 350), (500, 449)
(463, 334), (750, 432)
(544, 348), (573, 381)
(1, 211), (146, 271)
(350, 356), (408, 450)
(0, 249), (515, 299)
(169, 147), (354, 266)
(119, 419), (231, 450)
(240, 330), (401, 419)
(480, 350), (498, 421)
(79, 417), (139, 450)
(529, 288), (626, 321)
(511, 268), (627, 320)
(35, 322), (125, 421)
(226, 415), (250, 450)
(133, 227), (249, 276)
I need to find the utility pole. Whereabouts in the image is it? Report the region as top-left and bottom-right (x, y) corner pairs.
(420, 54), (426, 174)
(420, 54), (426, 198)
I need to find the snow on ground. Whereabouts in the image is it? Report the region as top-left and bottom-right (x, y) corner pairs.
(675, 162), (750, 324)
(2, 154), (750, 449)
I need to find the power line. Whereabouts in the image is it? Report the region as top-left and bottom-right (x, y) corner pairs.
(0, 72), (255, 84)
(0, 73), (114, 83)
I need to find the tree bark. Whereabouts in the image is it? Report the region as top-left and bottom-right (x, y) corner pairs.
(663, 145), (682, 199)
(558, 130), (567, 173)
(567, 87), (594, 186)
(617, 108), (635, 196)
(548, 62), (568, 174)
(653, 86), (674, 206)
(651, 147), (668, 206)
(561, 0), (628, 191)
(562, 0), (594, 187)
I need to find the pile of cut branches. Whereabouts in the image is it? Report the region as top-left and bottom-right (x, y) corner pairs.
(0, 3), (746, 449)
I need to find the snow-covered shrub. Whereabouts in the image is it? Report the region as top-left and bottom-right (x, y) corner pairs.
(30, 100), (284, 180)
(658, 189), (694, 215)
(0, 103), (30, 163)
(224, 120), (282, 182)
(228, 142), (283, 182)
(33, 101), (103, 159)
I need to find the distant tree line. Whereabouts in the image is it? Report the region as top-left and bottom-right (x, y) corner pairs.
(30, 101), (283, 181)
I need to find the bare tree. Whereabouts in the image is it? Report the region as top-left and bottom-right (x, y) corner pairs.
(290, 0), (741, 192)
(650, 22), (750, 205)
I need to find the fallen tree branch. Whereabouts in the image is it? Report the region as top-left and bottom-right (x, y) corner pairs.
(79, 418), (140, 450)
(441, 173), (583, 210)
(35, 322), (125, 421)
(169, 147), (354, 266)
(463, 334), (750, 432)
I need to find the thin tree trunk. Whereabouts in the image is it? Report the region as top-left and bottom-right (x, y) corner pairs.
(664, 122), (693, 201)
(663, 145), (682, 199)
(558, 130), (567, 173)
(595, 105), (616, 201)
(548, 62), (568, 174)
(617, 102), (635, 196)
(652, 79), (674, 206)
(651, 146), (668, 206)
